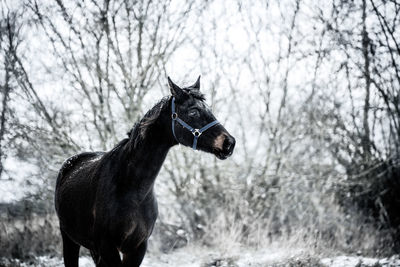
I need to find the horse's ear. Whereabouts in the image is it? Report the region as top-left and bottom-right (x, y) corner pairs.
(168, 77), (184, 99)
(190, 75), (201, 90)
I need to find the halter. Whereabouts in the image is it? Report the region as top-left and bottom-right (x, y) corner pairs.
(171, 97), (219, 150)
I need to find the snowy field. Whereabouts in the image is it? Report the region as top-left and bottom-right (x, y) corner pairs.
(1, 246), (399, 267)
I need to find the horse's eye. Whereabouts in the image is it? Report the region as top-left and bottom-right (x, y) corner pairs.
(188, 109), (200, 117)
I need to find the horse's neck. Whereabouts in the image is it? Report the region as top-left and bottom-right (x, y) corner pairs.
(118, 121), (173, 199)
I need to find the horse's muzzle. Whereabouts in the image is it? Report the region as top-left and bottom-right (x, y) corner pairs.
(216, 135), (235, 160)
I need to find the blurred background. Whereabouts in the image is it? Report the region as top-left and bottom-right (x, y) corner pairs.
(0, 0), (399, 266)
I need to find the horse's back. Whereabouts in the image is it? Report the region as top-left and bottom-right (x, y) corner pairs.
(55, 152), (103, 200)
(55, 151), (104, 248)
(56, 152), (103, 185)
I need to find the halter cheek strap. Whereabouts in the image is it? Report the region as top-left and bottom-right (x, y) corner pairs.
(171, 97), (219, 150)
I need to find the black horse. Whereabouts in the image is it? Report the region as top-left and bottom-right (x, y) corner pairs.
(55, 76), (236, 267)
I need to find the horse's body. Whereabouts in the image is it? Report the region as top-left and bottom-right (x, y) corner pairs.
(55, 77), (235, 266)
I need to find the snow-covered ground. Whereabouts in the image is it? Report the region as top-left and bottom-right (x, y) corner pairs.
(1, 247), (399, 267)
(321, 255), (400, 267)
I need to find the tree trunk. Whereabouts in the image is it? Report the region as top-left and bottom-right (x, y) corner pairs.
(362, 0), (371, 161)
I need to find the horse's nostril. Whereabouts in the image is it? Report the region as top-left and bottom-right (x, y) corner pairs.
(225, 143), (231, 151)
(223, 136), (235, 153)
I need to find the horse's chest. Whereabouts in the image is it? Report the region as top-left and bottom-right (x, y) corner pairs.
(127, 217), (153, 240)
(117, 199), (158, 251)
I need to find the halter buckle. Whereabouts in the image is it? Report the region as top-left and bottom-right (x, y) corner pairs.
(171, 113), (178, 120)
(192, 129), (201, 137)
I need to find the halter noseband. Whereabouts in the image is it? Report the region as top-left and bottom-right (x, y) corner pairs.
(171, 97), (219, 150)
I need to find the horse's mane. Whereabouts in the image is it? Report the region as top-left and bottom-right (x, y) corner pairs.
(125, 96), (170, 149)
(183, 87), (205, 101)
(102, 96), (170, 162)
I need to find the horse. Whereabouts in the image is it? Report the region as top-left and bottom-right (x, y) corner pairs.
(55, 76), (236, 267)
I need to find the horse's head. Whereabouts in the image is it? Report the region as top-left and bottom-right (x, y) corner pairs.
(168, 76), (236, 160)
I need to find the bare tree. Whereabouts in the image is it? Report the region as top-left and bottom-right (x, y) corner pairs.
(25, 0), (204, 150)
(0, 12), (15, 178)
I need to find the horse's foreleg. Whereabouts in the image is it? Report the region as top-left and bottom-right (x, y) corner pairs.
(97, 240), (122, 267)
(90, 250), (109, 267)
(122, 241), (147, 267)
(61, 229), (80, 267)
